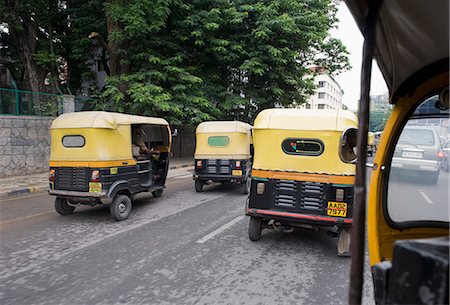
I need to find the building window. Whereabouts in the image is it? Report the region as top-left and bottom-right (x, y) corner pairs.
(318, 92), (325, 99)
(318, 104), (325, 109)
(306, 104), (311, 109)
(318, 81), (326, 88)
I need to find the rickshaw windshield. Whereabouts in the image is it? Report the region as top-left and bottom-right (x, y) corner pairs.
(387, 95), (450, 226)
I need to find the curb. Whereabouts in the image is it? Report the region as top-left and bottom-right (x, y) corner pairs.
(0, 185), (49, 200)
(0, 162), (193, 200)
(169, 163), (193, 170)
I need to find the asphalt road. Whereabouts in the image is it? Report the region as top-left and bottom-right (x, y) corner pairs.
(0, 167), (375, 305)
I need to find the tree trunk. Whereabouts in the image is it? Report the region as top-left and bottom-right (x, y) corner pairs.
(7, 0), (42, 111)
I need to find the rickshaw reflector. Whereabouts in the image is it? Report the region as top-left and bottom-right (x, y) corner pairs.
(48, 169), (55, 181)
(256, 183), (265, 194)
(336, 189), (344, 202)
(196, 160), (203, 168)
(91, 170), (100, 182)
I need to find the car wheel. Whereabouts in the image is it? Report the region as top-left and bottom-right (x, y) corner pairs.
(195, 181), (204, 192)
(428, 171), (440, 185)
(248, 216), (262, 241)
(110, 195), (132, 221)
(152, 189), (163, 198)
(337, 228), (351, 257)
(54, 197), (75, 215)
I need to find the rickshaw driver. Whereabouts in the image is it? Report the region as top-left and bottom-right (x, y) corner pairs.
(132, 125), (160, 160)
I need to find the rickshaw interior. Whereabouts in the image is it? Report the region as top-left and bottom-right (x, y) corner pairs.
(345, 0), (449, 304)
(131, 124), (170, 187)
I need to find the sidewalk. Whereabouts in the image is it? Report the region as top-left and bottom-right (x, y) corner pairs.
(0, 157), (193, 199)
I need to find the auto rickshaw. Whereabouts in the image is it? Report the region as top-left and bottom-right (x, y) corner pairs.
(344, 0), (450, 304)
(193, 121), (252, 194)
(246, 109), (358, 256)
(48, 111), (171, 221)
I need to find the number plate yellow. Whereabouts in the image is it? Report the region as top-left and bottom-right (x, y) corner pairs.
(89, 182), (102, 193)
(327, 201), (347, 217)
(232, 170), (242, 176)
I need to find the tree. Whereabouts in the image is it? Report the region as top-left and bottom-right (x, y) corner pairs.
(100, 0), (350, 126)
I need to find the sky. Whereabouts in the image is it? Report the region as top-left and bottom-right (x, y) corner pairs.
(331, 2), (388, 111)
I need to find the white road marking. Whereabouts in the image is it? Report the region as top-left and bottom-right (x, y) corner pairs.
(196, 216), (245, 244)
(173, 174), (194, 179)
(418, 189), (434, 204)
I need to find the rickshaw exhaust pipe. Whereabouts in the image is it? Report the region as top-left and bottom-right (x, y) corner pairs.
(272, 222), (294, 233)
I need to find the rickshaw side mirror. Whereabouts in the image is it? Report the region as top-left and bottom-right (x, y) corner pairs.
(436, 87), (449, 110)
(172, 128), (179, 137)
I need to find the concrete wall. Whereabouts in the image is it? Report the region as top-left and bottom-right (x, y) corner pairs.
(0, 116), (53, 177)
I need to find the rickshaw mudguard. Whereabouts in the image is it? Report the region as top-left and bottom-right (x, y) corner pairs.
(107, 180), (134, 200)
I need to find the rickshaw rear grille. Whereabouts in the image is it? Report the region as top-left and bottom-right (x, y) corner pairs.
(274, 194), (296, 207)
(205, 159), (231, 174)
(300, 182), (325, 211)
(58, 168), (88, 191)
(276, 180), (297, 191)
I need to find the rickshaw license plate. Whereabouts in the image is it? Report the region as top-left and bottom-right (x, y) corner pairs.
(232, 170), (242, 176)
(327, 202), (347, 217)
(89, 182), (102, 193)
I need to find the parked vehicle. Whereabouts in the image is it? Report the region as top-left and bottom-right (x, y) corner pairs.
(246, 109), (357, 256)
(344, 0), (450, 304)
(193, 121), (253, 193)
(391, 126), (443, 184)
(48, 111), (171, 221)
(440, 136), (449, 172)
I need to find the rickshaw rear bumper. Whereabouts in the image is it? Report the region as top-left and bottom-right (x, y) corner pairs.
(246, 208), (352, 227)
(48, 189), (109, 203)
(193, 174), (246, 182)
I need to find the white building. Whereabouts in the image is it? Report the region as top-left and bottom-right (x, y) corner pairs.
(301, 71), (344, 110)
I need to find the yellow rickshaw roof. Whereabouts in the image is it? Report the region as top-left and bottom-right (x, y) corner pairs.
(253, 109), (358, 131)
(196, 121), (252, 134)
(50, 111), (169, 129)
(345, 0), (449, 103)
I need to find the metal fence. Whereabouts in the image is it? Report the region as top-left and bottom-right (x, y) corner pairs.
(0, 87), (96, 116)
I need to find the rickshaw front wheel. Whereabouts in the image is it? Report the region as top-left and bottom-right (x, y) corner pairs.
(248, 216), (262, 241)
(55, 197), (75, 215)
(195, 180), (204, 192)
(241, 177), (251, 195)
(110, 195), (132, 221)
(337, 228), (351, 257)
(152, 189), (163, 198)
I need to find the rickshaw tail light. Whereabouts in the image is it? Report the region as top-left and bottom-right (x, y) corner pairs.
(196, 160), (203, 168)
(256, 183), (265, 194)
(336, 189), (344, 202)
(235, 161), (242, 169)
(48, 169), (55, 181)
(91, 170), (100, 182)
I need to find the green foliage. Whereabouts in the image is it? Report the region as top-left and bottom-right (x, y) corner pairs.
(3, 0), (350, 127)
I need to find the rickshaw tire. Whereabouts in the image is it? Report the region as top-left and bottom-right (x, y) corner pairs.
(337, 228), (351, 257)
(110, 195), (132, 221)
(195, 181), (204, 192)
(55, 197), (75, 215)
(241, 178), (251, 194)
(248, 216), (262, 241)
(152, 189), (163, 198)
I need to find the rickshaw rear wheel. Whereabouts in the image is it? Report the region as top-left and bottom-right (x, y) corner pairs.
(152, 189), (163, 198)
(54, 197), (75, 215)
(337, 228), (351, 257)
(110, 195), (132, 221)
(248, 216), (262, 241)
(241, 177), (251, 194)
(195, 180), (204, 192)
